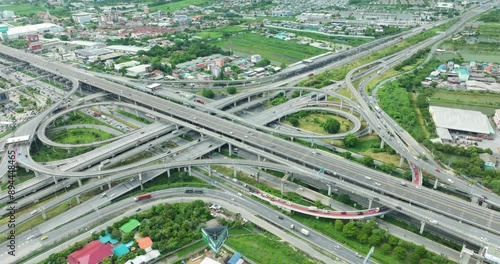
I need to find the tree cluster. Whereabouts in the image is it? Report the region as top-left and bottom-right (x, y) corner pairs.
(334, 220), (453, 264)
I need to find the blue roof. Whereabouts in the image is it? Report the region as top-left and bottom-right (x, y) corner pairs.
(99, 232), (119, 244)
(437, 64), (446, 70)
(228, 252), (243, 264)
(113, 244), (130, 257)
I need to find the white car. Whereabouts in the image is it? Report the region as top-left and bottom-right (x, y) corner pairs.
(429, 220), (438, 224)
(374, 182), (381, 186)
(27, 235), (35, 240)
(365, 176), (372, 180)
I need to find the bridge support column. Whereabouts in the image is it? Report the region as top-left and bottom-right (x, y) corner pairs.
(78, 179), (82, 187)
(107, 181), (112, 189)
(135, 109), (139, 117)
(188, 166), (192, 176)
(208, 165), (212, 177)
(167, 169), (170, 178)
(281, 181), (285, 196)
(368, 126), (373, 134)
(100, 185), (104, 191)
(233, 166), (237, 178)
(327, 184), (331, 196)
(399, 156), (404, 167)
(340, 100), (343, 109)
(41, 211), (47, 220)
(233, 102), (236, 107)
(34, 170), (40, 177)
(139, 173), (144, 190)
(248, 97), (251, 102)
(117, 95), (121, 101)
(368, 198), (373, 209)
(380, 140), (385, 149)
(76, 195), (80, 204)
(175, 124), (179, 130)
(228, 144), (232, 157)
(433, 179), (439, 189)
(419, 221), (425, 234)
(290, 137), (293, 142)
(52, 176), (58, 185)
(257, 155), (260, 161)
(323, 93), (327, 102)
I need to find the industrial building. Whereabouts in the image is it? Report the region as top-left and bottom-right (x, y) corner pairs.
(0, 23), (63, 41)
(429, 106), (495, 140)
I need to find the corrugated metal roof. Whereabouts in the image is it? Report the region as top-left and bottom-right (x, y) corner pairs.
(429, 106), (493, 134)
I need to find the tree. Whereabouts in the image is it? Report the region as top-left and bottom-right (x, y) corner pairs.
(394, 246), (407, 260)
(334, 219), (344, 231)
(341, 151), (352, 159)
(255, 58), (271, 67)
(226, 86), (237, 95)
(118, 67), (127, 75)
(361, 156), (374, 167)
(280, 62), (287, 69)
(342, 221), (358, 238)
(59, 35), (69, 41)
(381, 243), (392, 254)
(342, 133), (359, 147)
(202, 88), (215, 98)
(321, 117), (341, 134)
(287, 116), (299, 127)
(368, 234), (382, 246)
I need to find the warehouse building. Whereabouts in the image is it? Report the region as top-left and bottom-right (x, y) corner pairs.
(1, 23), (63, 41)
(429, 106), (495, 139)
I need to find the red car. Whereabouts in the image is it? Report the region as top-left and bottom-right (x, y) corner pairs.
(435, 168), (441, 172)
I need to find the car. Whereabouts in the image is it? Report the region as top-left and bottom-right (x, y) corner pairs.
(365, 176), (372, 180)
(244, 135), (248, 138)
(135, 208), (141, 212)
(435, 168), (441, 172)
(481, 195), (488, 200)
(31, 210), (38, 215)
(400, 181), (407, 186)
(415, 186), (422, 190)
(440, 253), (448, 257)
(27, 235), (35, 240)
(311, 152), (319, 156)
(429, 220), (438, 224)
(447, 179), (454, 184)
(271, 145), (276, 148)
(374, 182), (381, 186)
(340, 211), (347, 215)
(355, 253), (362, 258)
(480, 236), (488, 242)
(395, 206), (402, 210)
(356, 211), (363, 215)
(208, 144), (212, 147)
(193, 117), (197, 120)
(278, 216), (284, 220)
(41, 235), (48, 241)
(229, 131), (233, 134)
(373, 197), (379, 201)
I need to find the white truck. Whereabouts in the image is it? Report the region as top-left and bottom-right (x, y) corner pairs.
(308, 206), (317, 211)
(300, 228), (310, 236)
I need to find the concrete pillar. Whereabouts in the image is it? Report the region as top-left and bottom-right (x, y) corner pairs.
(76, 195), (80, 204)
(234, 102), (236, 107)
(340, 100), (343, 109)
(218, 146), (221, 152)
(281, 181), (285, 195)
(52, 176), (58, 185)
(228, 144), (232, 157)
(368, 198), (373, 209)
(138, 173), (142, 181)
(41, 211), (47, 220)
(323, 93), (327, 102)
(208, 165), (212, 177)
(419, 221), (425, 234)
(291, 137), (294, 142)
(140, 182), (144, 190)
(257, 155), (260, 161)
(248, 97), (251, 102)
(368, 126), (373, 134)
(327, 184), (331, 196)
(433, 179), (439, 189)
(100, 185), (104, 191)
(256, 171), (260, 183)
(188, 166), (192, 176)
(107, 181), (112, 189)
(78, 179), (82, 187)
(471, 196), (479, 205)
(166, 169), (170, 178)
(299, 91), (302, 97)
(233, 166), (237, 178)
(380, 140), (385, 149)
(399, 156), (404, 167)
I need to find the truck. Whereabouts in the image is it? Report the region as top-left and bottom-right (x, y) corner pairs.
(194, 98), (205, 104)
(300, 228), (309, 236)
(134, 193), (152, 202)
(307, 206), (317, 211)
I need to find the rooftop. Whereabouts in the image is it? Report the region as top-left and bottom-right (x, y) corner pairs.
(120, 219), (140, 233)
(429, 106), (494, 134)
(67, 241), (113, 264)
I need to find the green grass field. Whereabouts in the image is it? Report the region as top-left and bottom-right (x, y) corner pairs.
(216, 33), (325, 65)
(0, 3), (45, 16)
(284, 113), (354, 135)
(149, 0), (212, 12)
(47, 128), (116, 144)
(267, 27), (373, 47)
(226, 233), (316, 264)
(195, 25), (246, 39)
(429, 90), (500, 109)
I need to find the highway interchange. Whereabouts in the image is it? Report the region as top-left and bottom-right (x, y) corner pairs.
(0, 2), (499, 263)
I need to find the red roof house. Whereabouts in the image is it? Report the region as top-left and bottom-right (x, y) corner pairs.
(67, 241), (113, 264)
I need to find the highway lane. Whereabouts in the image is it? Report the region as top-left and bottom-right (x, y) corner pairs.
(6, 189), (372, 264)
(4, 44), (500, 241)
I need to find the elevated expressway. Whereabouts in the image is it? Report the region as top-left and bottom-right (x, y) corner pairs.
(1, 43), (499, 244)
(344, 2), (500, 208)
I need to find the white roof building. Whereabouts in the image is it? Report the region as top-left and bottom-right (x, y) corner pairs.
(106, 45), (149, 55)
(5, 23), (63, 39)
(466, 80), (500, 93)
(126, 64), (151, 76)
(114, 60), (140, 71)
(429, 106), (494, 135)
